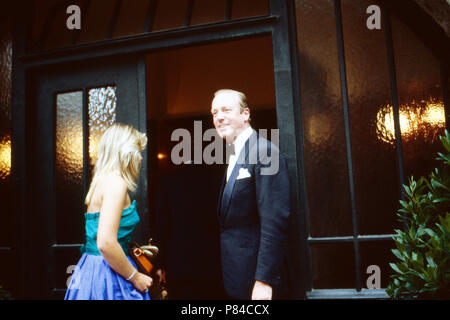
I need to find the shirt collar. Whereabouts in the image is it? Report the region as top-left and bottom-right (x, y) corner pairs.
(232, 126), (253, 157)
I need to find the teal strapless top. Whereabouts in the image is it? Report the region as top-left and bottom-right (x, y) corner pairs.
(80, 200), (140, 256)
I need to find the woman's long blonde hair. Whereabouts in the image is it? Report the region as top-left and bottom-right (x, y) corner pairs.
(85, 123), (147, 205)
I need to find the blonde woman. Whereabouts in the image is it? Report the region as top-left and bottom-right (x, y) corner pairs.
(65, 123), (152, 300)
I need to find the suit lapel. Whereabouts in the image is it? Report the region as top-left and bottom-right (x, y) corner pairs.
(217, 171), (227, 220)
(219, 131), (257, 225)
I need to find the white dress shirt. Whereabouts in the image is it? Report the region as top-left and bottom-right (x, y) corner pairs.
(226, 126), (253, 181)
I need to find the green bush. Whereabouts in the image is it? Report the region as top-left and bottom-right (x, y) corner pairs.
(386, 130), (450, 299)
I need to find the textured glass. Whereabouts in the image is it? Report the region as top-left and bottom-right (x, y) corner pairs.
(391, 14), (446, 180)
(0, 34), (12, 181)
(295, 0), (353, 237)
(311, 243), (355, 289)
(78, 0), (119, 44)
(231, 0), (269, 20)
(112, 0), (151, 38)
(0, 16), (12, 247)
(359, 241), (395, 289)
(55, 91), (84, 244)
(88, 87), (117, 167)
(152, 0), (189, 32)
(0, 136), (11, 181)
(190, 0), (227, 26)
(341, 0), (401, 235)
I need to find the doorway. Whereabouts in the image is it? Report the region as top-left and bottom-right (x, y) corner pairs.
(145, 35), (278, 298)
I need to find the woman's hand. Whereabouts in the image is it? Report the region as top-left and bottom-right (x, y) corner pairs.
(130, 271), (153, 294)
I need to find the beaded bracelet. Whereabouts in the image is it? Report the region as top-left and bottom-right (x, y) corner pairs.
(126, 268), (137, 281)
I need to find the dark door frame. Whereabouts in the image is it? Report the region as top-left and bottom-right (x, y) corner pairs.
(27, 55), (147, 299)
(12, 0), (307, 299)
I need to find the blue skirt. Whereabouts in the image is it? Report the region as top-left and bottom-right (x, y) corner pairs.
(64, 253), (151, 300)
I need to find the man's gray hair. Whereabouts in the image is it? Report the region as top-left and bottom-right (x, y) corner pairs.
(214, 89), (249, 113)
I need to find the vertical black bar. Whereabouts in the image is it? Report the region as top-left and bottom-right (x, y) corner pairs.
(334, 0), (361, 292)
(136, 56), (149, 243)
(286, 0), (312, 293)
(82, 88), (89, 201)
(270, 0), (306, 299)
(383, 6), (406, 199)
(144, 0), (158, 33)
(48, 89), (58, 298)
(441, 66), (450, 131)
(185, 0), (194, 27)
(11, 0), (29, 299)
(225, 0), (232, 20)
(107, 0), (122, 39)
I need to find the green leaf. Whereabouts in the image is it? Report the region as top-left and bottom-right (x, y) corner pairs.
(432, 197), (450, 203)
(390, 263), (404, 275)
(403, 185), (412, 198)
(399, 200), (410, 209)
(431, 179), (450, 191)
(424, 228), (438, 239)
(392, 249), (405, 261)
(426, 256), (437, 269)
(388, 132), (450, 299)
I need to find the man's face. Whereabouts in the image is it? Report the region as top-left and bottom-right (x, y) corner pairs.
(211, 93), (250, 144)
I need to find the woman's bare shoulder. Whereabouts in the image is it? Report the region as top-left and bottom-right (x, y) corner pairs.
(87, 174), (128, 212)
(98, 173), (128, 198)
(101, 173), (127, 187)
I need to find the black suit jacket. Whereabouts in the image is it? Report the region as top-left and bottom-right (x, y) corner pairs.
(218, 131), (290, 299)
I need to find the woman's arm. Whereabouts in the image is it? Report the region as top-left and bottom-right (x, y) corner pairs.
(96, 174), (152, 292)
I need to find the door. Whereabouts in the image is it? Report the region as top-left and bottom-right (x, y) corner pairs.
(27, 55), (147, 299)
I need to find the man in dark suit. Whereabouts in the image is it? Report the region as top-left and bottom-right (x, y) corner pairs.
(211, 89), (291, 300)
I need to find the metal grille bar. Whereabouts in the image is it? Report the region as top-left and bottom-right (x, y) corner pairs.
(334, 0), (362, 292)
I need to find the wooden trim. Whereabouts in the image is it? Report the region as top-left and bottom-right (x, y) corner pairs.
(20, 15), (278, 68)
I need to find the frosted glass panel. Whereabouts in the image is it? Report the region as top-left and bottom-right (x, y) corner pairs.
(88, 86), (117, 166)
(311, 243), (355, 289)
(295, 0), (353, 237)
(0, 21), (12, 182)
(0, 136), (10, 181)
(341, 0), (401, 235)
(55, 91), (84, 244)
(0, 17), (12, 248)
(359, 241), (396, 289)
(54, 86), (116, 247)
(56, 92), (83, 182)
(391, 14), (446, 180)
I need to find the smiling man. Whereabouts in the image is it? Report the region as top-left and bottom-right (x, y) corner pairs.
(211, 89), (291, 300)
